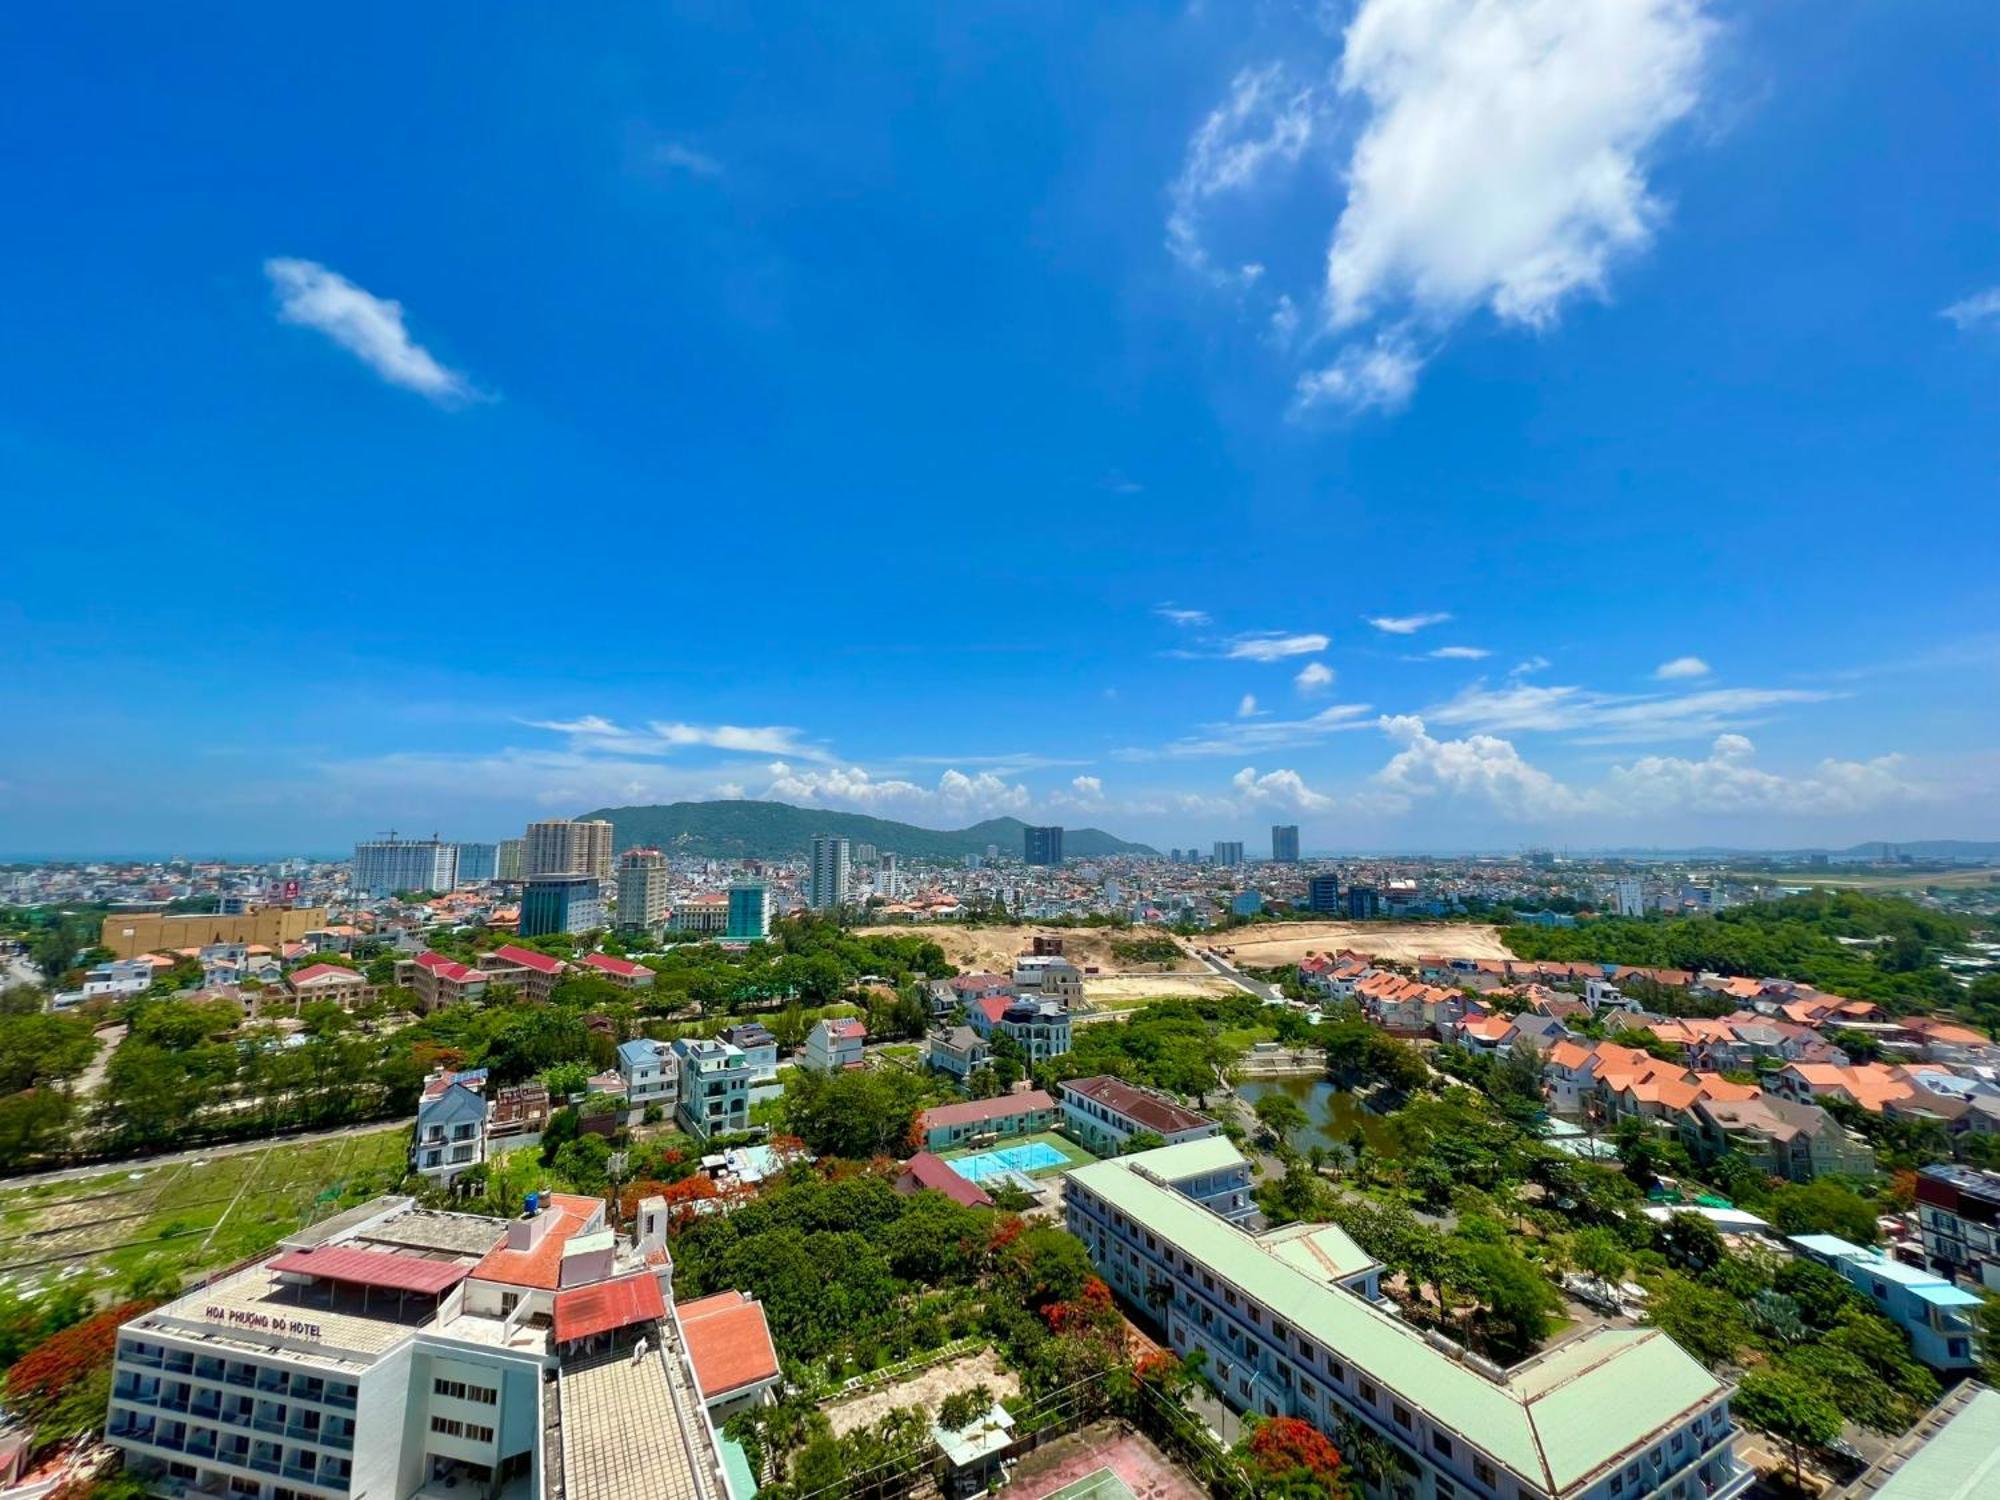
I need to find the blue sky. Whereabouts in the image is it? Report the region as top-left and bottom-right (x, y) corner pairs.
(2, 1), (1995, 856)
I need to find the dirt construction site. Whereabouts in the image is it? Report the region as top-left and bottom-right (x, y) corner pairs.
(854, 925), (1209, 977)
(1207, 921), (1517, 967)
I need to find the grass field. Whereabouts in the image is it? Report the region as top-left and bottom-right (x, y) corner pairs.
(0, 1126), (412, 1297)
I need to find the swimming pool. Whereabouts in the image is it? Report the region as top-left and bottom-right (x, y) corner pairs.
(948, 1140), (1069, 1183)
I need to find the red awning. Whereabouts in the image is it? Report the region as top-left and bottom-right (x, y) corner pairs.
(553, 1275), (665, 1344)
(267, 1246), (470, 1297)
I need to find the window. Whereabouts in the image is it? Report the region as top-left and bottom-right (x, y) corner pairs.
(1475, 1459), (1496, 1489)
(1610, 1478), (1623, 1496)
(1392, 1402), (1411, 1429)
(1358, 1379), (1377, 1405)
(1433, 1432), (1453, 1458)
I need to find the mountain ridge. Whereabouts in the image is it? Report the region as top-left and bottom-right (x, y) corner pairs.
(575, 799), (1158, 861)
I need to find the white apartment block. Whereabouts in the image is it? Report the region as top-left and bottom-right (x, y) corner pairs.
(1066, 1142), (1749, 1500)
(616, 848), (670, 933)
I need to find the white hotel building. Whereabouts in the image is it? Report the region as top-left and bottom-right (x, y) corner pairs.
(106, 1192), (775, 1500)
(1066, 1141), (1751, 1500)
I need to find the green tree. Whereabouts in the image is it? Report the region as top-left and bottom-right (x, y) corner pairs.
(1768, 1179), (1879, 1244)
(1254, 1091), (1310, 1148)
(1733, 1369), (1841, 1489)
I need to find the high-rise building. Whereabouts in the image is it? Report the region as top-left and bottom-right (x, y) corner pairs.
(808, 835), (850, 911)
(1346, 885), (1380, 919)
(520, 872), (605, 937)
(1271, 825), (1300, 863)
(616, 848), (669, 933)
(877, 853), (900, 900)
(523, 819), (614, 880)
(454, 843), (498, 883)
(1024, 826), (1065, 866)
(496, 838), (525, 881)
(852, 842), (878, 865)
(1213, 841), (1245, 868)
(727, 881), (772, 941)
(1614, 877), (1646, 917)
(1306, 873), (1341, 913)
(352, 837), (458, 898)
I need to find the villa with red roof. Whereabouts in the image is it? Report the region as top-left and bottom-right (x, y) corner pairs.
(801, 1016), (867, 1072)
(678, 1290), (781, 1420)
(578, 951), (655, 988)
(896, 1151), (994, 1208)
(285, 960), (373, 1009)
(917, 1089), (1058, 1152)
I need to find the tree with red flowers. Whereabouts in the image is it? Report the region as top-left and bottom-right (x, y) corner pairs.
(5, 1299), (159, 1446)
(1241, 1416), (1347, 1498)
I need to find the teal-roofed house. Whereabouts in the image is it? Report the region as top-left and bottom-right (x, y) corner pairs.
(1788, 1233), (1984, 1372)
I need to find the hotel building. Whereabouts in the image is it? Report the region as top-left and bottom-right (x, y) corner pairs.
(1066, 1141), (1748, 1500)
(105, 1192), (775, 1500)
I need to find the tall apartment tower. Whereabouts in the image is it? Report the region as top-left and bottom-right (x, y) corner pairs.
(351, 836), (458, 898)
(616, 847), (669, 932)
(1023, 826), (1065, 866)
(454, 843), (498, 883)
(808, 835), (850, 911)
(496, 837), (525, 881)
(1306, 873), (1341, 913)
(877, 853), (900, 900)
(727, 880), (773, 940)
(523, 818), (614, 879)
(1270, 825), (1300, 863)
(1213, 841), (1245, 868)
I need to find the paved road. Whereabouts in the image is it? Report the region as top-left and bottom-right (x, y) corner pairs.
(1192, 947), (1285, 1004)
(0, 1117), (409, 1193)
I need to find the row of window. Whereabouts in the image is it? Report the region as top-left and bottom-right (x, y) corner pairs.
(434, 1378), (499, 1405)
(430, 1415), (496, 1443)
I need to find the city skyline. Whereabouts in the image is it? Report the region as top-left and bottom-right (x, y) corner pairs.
(1, 3), (1995, 855)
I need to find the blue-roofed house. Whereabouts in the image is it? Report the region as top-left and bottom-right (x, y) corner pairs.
(617, 1037), (679, 1119)
(1788, 1233), (1984, 1372)
(412, 1080), (487, 1184)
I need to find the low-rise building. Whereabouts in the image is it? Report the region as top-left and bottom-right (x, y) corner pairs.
(1916, 1163), (2000, 1292)
(616, 1038), (679, 1118)
(969, 996), (1071, 1062)
(916, 1090), (1058, 1152)
(82, 957), (156, 997)
(1068, 1140), (1748, 1500)
(286, 962), (374, 1010)
(1678, 1094), (1875, 1182)
(1789, 1233), (1983, 1372)
(414, 1076), (489, 1184)
(719, 1023), (779, 1085)
(576, 952), (655, 989)
(673, 1037), (749, 1139)
(678, 1290), (781, 1424)
(1059, 1075), (1220, 1153)
(924, 1024), (991, 1083)
(800, 1016), (867, 1072)
(896, 1152), (993, 1209)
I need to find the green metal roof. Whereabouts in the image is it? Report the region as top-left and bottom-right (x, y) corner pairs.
(1069, 1148), (1726, 1495)
(1124, 1134), (1248, 1181)
(1870, 1386), (2000, 1500)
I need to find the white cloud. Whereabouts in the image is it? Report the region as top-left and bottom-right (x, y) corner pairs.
(1154, 605), (1211, 627)
(1603, 735), (1931, 816)
(1510, 655), (1552, 676)
(1425, 679), (1837, 744)
(763, 763), (1031, 819)
(1429, 645), (1491, 660)
(1237, 694), (1263, 718)
(1118, 703), (1375, 760)
(1326, 0), (1711, 334)
(1295, 661), (1335, 695)
(654, 141), (723, 178)
(1168, 65), (1319, 285)
(1654, 655), (1711, 680)
(264, 258), (478, 405)
(1224, 631), (1331, 661)
(1071, 775), (1104, 799)
(1102, 471), (1146, 495)
(1372, 714), (1592, 819)
(1367, 612), (1451, 635)
(1294, 335), (1425, 413)
(1941, 287), (2000, 330)
(1231, 766), (1337, 812)
(521, 715), (832, 762)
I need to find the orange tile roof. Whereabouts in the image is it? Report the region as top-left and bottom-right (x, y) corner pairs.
(679, 1291), (779, 1399)
(469, 1194), (604, 1290)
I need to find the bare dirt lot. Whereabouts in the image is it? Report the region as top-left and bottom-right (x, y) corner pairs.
(1082, 974), (1240, 1007)
(855, 925), (1206, 977)
(824, 1347), (1020, 1437)
(1216, 921), (1516, 967)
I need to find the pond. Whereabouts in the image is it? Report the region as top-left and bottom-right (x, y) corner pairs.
(1235, 1075), (1395, 1155)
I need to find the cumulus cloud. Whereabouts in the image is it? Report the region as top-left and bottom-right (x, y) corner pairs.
(1231, 766), (1337, 812)
(1941, 287), (2000, 331)
(654, 141), (723, 177)
(1325, 0), (1711, 336)
(1295, 336), (1424, 413)
(1367, 612), (1451, 635)
(264, 257), (479, 405)
(1371, 714), (1592, 819)
(1237, 694), (1264, 718)
(1295, 661), (1335, 695)
(1167, 64), (1319, 285)
(763, 763), (1031, 818)
(1654, 655), (1711, 680)
(1602, 735), (1930, 816)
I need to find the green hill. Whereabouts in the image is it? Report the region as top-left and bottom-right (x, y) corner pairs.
(575, 800), (1156, 861)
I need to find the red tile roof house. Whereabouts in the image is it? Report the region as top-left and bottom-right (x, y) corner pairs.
(917, 1090), (1059, 1152)
(896, 1151), (994, 1208)
(285, 961), (375, 1009)
(479, 943), (568, 1002)
(678, 1290), (781, 1422)
(578, 951), (655, 988)
(1059, 1075), (1219, 1152)
(397, 950), (491, 1012)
